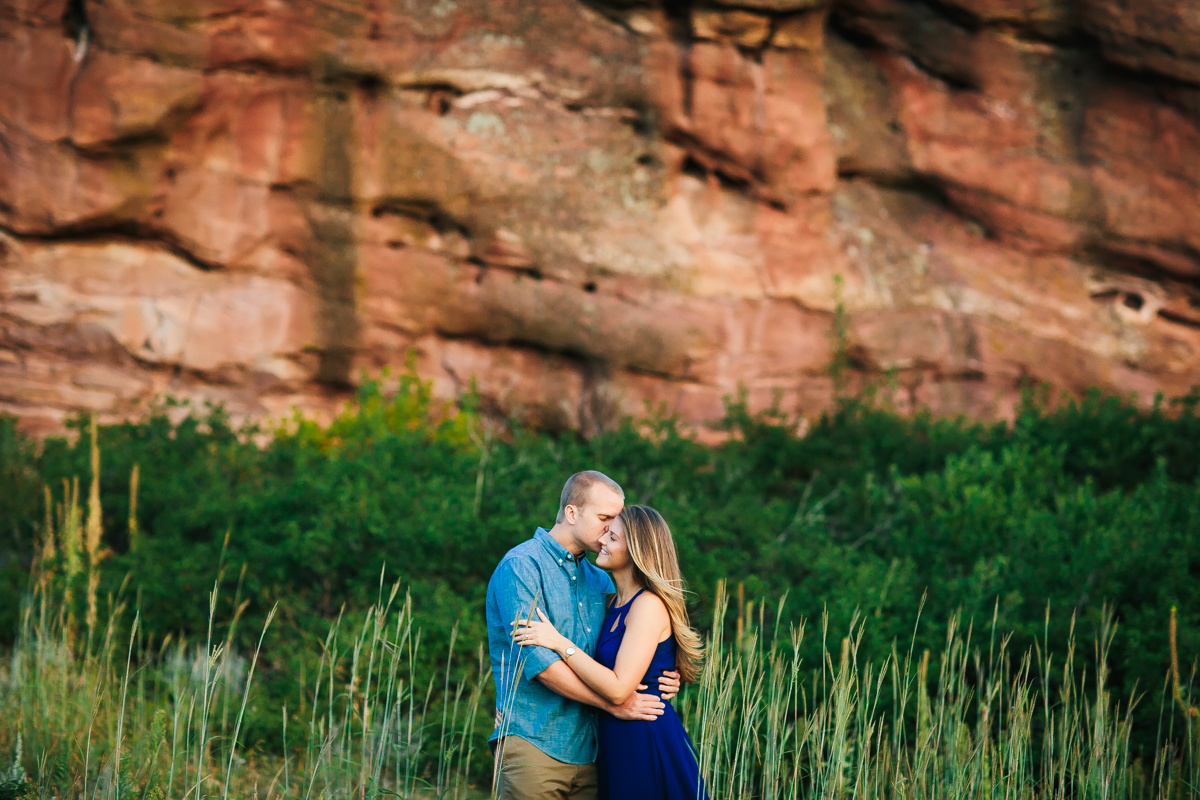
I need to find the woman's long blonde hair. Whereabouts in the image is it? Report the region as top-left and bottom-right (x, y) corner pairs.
(620, 505), (705, 683)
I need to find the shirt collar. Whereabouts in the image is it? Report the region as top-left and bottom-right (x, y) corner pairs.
(535, 527), (584, 565)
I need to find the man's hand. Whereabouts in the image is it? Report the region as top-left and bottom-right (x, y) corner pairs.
(610, 688), (665, 721)
(658, 669), (681, 701)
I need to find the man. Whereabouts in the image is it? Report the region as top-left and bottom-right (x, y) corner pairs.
(486, 470), (682, 799)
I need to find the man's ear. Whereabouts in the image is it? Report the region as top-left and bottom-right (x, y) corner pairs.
(564, 504), (578, 525)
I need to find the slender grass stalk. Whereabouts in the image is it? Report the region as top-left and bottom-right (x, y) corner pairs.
(222, 604), (277, 800)
(127, 463), (139, 554)
(195, 585), (221, 800)
(85, 417), (103, 662)
(113, 612), (140, 800)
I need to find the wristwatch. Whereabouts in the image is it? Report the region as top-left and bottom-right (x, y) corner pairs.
(564, 647), (577, 660)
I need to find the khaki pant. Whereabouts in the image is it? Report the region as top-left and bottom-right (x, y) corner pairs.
(494, 736), (598, 800)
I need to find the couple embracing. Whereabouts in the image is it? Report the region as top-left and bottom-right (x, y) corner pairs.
(486, 471), (709, 800)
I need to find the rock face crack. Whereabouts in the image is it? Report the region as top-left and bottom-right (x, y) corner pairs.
(0, 223), (223, 273)
(306, 79), (361, 389)
(62, 0), (89, 61)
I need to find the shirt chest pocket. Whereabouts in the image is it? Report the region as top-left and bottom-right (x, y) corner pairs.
(584, 597), (608, 632)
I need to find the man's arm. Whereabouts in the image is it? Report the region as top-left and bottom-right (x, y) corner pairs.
(520, 595), (667, 706)
(535, 661), (665, 721)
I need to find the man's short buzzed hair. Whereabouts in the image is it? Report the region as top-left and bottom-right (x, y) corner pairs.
(556, 470), (624, 523)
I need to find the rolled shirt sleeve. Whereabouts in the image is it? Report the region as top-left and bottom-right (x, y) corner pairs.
(493, 557), (561, 681)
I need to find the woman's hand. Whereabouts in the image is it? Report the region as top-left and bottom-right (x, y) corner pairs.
(512, 608), (571, 655)
(658, 669), (681, 701)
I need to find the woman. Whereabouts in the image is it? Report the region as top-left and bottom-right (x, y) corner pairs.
(513, 505), (708, 800)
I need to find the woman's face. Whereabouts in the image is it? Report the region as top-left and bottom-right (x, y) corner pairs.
(596, 516), (631, 570)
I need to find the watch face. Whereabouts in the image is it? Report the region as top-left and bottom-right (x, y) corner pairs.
(566, 648), (576, 656)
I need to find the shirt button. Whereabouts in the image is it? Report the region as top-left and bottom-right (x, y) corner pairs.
(571, 576), (576, 581)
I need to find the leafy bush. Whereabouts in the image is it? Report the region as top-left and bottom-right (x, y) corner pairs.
(1, 374), (1198, 757)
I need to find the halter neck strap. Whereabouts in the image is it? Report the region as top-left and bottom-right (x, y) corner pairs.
(615, 588), (646, 609)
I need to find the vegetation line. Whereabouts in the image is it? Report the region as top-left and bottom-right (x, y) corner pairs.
(1, 368), (1199, 796)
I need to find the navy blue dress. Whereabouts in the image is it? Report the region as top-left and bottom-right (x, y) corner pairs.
(594, 590), (708, 800)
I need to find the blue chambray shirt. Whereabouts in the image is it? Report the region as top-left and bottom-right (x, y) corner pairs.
(486, 527), (614, 764)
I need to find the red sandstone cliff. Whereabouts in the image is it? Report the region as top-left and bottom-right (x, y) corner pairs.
(1, 0), (1198, 435)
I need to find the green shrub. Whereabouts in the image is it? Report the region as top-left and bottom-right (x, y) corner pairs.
(1, 374), (1198, 757)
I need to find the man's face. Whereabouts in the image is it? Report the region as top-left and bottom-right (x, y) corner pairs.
(569, 485), (624, 553)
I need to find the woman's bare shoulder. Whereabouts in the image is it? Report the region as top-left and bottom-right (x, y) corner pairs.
(627, 590), (668, 624)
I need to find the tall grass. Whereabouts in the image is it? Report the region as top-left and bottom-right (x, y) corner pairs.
(3, 575), (490, 800)
(676, 584), (1200, 800)
(6, 571), (1198, 799)
(1, 454), (490, 800)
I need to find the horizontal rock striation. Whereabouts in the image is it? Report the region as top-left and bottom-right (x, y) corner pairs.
(1, 0), (1198, 436)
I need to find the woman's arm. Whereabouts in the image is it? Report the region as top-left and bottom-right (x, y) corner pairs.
(515, 594), (670, 706)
